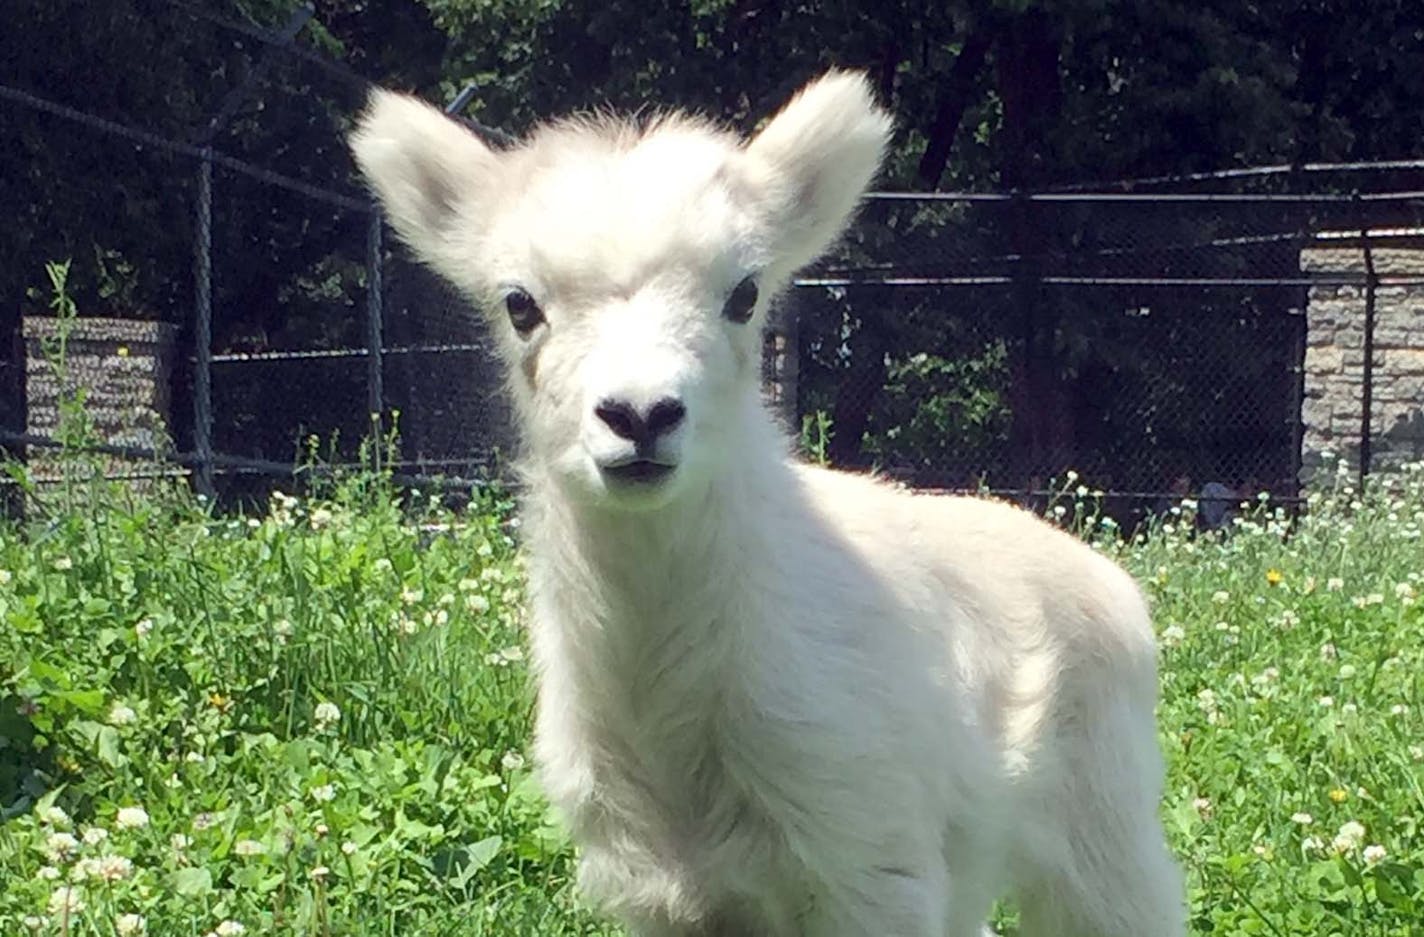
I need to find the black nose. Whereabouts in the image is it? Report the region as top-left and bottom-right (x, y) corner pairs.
(595, 397), (685, 447)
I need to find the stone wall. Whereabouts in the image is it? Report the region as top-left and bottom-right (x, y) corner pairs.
(23, 316), (179, 482)
(1300, 245), (1424, 483)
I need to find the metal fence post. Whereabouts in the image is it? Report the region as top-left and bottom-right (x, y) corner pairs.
(366, 208), (384, 468)
(194, 151), (215, 499)
(1358, 201), (1377, 485)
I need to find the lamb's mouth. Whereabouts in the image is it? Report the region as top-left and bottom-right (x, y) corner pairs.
(600, 459), (676, 485)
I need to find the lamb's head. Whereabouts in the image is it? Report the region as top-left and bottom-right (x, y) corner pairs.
(352, 71), (890, 509)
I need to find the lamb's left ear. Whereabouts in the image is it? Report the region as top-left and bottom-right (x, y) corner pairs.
(350, 90), (501, 279)
(738, 71), (893, 276)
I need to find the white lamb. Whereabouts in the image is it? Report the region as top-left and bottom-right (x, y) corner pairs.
(351, 71), (1185, 937)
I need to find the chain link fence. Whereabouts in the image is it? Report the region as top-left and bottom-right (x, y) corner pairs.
(789, 189), (1424, 528)
(4, 1), (1424, 523)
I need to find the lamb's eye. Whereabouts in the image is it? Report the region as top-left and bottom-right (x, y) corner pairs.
(504, 289), (545, 336)
(722, 276), (758, 324)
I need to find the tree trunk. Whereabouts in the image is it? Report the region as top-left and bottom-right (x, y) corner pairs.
(917, 29), (993, 189)
(996, 10), (1074, 484)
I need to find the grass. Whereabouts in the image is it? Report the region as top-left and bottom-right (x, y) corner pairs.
(0, 458), (1421, 936)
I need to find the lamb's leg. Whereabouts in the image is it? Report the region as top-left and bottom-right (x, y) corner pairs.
(798, 864), (950, 937)
(1015, 696), (1185, 937)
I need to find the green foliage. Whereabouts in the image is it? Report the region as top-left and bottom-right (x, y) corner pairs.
(862, 345), (1011, 474)
(0, 473), (611, 934)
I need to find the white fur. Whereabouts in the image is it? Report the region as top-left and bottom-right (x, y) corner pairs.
(352, 71), (1185, 936)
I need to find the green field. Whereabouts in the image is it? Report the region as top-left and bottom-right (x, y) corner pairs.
(1, 461), (1421, 936)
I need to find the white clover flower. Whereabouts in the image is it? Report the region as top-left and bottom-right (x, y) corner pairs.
(71, 857), (101, 882)
(1210, 590), (1230, 605)
(465, 594), (491, 614)
(309, 507), (334, 530)
(39, 804), (72, 828)
(1252, 667), (1280, 686)
(0, 568), (11, 585)
(1302, 835), (1324, 854)
(313, 701), (341, 728)
(1390, 704), (1409, 716)
(36, 865), (62, 881)
(233, 839), (265, 857)
(53, 556), (73, 571)
(1362, 844), (1387, 865)
(47, 886), (84, 917)
(81, 826), (108, 846)
(1332, 820), (1366, 853)
(134, 618), (153, 639)
(214, 921), (247, 937)
(1396, 582), (1416, 599)
(192, 813), (218, 831)
(1159, 624), (1186, 647)
(115, 806), (150, 830)
(22, 915), (47, 932)
(268, 619), (294, 641)
(1318, 696), (1334, 708)
(1410, 745), (1424, 762)
(171, 833), (193, 850)
(117, 913), (147, 936)
(310, 865), (331, 880)
(501, 750), (526, 772)
(1319, 642), (1338, 661)
(1290, 812), (1313, 825)
(1192, 797), (1212, 818)
(340, 841), (358, 856)
(1326, 577), (1345, 592)
(309, 783), (336, 803)
(400, 587), (423, 605)
(96, 855), (133, 883)
(45, 831), (80, 861)
(108, 703), (137, 726)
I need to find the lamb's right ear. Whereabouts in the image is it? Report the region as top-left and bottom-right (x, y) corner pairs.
(350, 90), (499, 270)
(739, 71), (892, 277)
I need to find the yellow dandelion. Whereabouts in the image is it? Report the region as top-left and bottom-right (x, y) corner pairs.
(1328, 788), (1348, 804)
(1265, 568), (1283, 586)
(207, 692), (232, 713)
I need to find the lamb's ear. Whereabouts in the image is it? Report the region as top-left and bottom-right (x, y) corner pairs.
(739, 71), (892, 274)
(350, 90), (499, 272)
